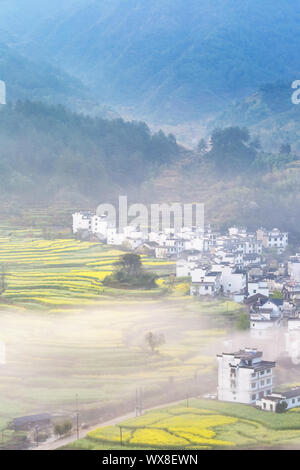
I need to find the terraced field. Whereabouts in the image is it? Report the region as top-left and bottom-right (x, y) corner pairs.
(0, 229), (175, 310)
(66, 400), (300, 450)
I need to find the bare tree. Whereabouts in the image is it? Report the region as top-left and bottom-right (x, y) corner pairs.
(145, 332), (165, 354)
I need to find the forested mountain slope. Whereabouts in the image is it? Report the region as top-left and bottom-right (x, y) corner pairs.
(0, 101), (179, 202)
(4, 0), (300, 122)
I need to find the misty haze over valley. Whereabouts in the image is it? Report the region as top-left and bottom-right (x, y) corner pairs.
(1, 0), (300, 453)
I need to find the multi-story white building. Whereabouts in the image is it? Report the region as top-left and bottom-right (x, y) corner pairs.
(236, 239), (262, 255)
(91, 214), (110, 236)
(217, 348), (276, 404)
(257, 228), (288, 253)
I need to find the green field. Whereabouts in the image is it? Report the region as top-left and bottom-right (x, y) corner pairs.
(65, 399), (300, 450)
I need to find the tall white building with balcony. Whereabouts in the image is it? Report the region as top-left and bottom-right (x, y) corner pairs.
(217, 348), (276, 404)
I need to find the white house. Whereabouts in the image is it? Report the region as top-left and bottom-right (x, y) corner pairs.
(258, 228), (288, 253)
(247, 280), (269, 297)
(176, 259), (197, 278)
(257, 387), (300, 412)
(72, 212), (92, 234)
(228, 226), (247, 238)
(217, 348), (275, 404)
(211, 264), (246, 296)
(250, 299), (282, 331)
(218, 266), (247, 294)
(149, 232), (166, 245)
(243, 253), (262, 268)
(190, 271), (221, 296)
(106, 228), (126, 246)
(123, 237), (144, 250)
(165, 238), (186, 255)
(257, 299), (282, 317)
(190, 268), (207, 283)
(250, 314), (281, 331)
(184, 237), (205, 252)
(236, 239), (262, 255)
(288, 255), (300, 282)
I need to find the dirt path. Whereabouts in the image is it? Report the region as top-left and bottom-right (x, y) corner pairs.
(31, 399), (186, 451)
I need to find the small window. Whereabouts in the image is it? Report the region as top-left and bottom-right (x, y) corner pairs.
(252, 394), (256, 400)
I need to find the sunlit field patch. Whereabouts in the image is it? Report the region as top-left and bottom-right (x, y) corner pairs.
(0, 230), (174, 309)
(69, 400), (300, 450)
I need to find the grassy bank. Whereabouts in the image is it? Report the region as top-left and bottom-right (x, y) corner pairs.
(64, 399), (300, 450)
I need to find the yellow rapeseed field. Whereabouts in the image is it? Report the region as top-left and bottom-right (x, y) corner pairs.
(0, 229), (173, 309)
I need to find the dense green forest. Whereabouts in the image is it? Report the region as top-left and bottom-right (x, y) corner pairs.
(0, 101), (179, 202)
(1, 99), (299, 236)
(142, 126), (300, 238)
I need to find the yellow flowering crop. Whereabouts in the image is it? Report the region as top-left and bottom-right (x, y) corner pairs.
(130, 428), (188, 448)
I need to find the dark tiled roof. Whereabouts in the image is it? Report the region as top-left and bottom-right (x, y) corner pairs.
(264, 396), (281, 402)
(244, 254), (260, 260)
(245, 361), (276, 371)
(13, 413), (51, 426)
(270, 298), (283, 306)
(244, 294), (269, 305)
(282, 388), (300, 399)
(219, 349), (262, 360)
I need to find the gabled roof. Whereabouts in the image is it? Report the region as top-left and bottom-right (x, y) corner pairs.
(244, 293), (269, 305)
(269, 298), (283, 306)
(13, 413), (51, 426)
(282, 387), (300, 399)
